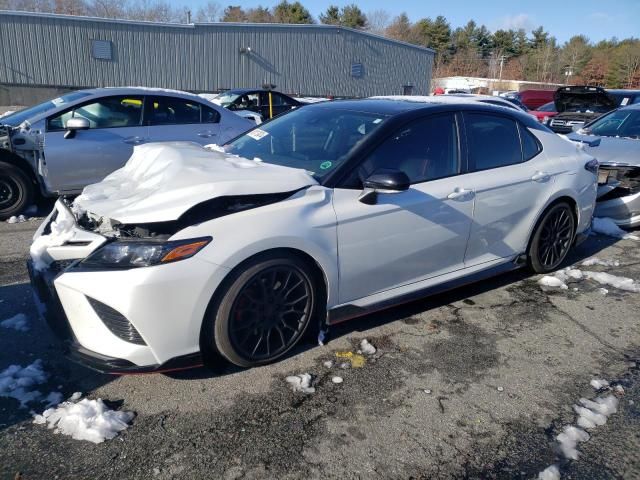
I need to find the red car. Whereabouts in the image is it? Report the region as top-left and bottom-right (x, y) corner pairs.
(518, 89), (556, 110)
(530, 101), (558, 123)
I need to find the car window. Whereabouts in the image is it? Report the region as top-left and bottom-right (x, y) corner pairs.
(225, 107), (387, 181)
(47, 95), (143, 131)
(355, 114), (460, 185)
(148, 96), (201, 125)
(480, 100), (517, 110)
(3, 91), (91, 127)
(202, 105), (221, 124)
(269, 93), (292, 107)
(465, 113), (522, 171)
(230, 94), (260, 111)
(520, 124), (542, 160)
(587, 109), (640, 138)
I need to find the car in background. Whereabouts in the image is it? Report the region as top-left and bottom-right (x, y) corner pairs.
(516, 89), (556, 110)
(548, 86), (617, 134)
(29, 99), (597, 372)
(0, 87), (253, 219)
(607, 89), (640, 107)
(207, 88), (302, 124)
(530, 101), (558, 123)
(567, 103), (640, 227)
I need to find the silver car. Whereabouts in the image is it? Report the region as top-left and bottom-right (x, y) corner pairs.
(567, 103), (640, 228)
(0, 87), (253, 219)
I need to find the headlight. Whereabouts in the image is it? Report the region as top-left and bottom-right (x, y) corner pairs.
(80, 237), (211, 269)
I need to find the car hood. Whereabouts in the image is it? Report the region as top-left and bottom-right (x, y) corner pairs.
(554, 86), (616, 114)
(73, 142), (318, 224)
(566, 133), (640, 166)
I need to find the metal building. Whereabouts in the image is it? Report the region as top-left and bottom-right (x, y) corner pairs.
(0, 11), (434, 104)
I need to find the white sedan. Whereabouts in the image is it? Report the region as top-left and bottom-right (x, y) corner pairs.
(28, 99), (598, 372)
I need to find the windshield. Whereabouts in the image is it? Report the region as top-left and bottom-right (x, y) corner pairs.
(225, 106), (387, 180)
(584, 109), (640, 139)
(0, 91), (91, 126)
(215, 92), (241, 107)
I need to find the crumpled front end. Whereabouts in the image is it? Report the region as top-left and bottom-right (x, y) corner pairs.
(595, 164), (640, 227)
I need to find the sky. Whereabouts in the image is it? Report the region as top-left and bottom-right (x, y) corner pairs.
(189, 0), (640, 43)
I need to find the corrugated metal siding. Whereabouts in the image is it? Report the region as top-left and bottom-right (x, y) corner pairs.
(0, 12), (433, 96)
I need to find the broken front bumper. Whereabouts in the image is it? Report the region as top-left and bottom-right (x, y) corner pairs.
(596, 165), (640, 228)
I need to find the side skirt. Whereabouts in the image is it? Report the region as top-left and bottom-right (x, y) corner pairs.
(327, 258), (525, 325)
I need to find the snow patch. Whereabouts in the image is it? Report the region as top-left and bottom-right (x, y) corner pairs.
(33, 393), (134, 443)
(44, 391), (64, 408)
(590, 379), (610, 390)
(592, 217), (639, 240)
(538, 465), (560, 480)
(0, 360), (47, 407)
(331, 376), (343, 384)
(6, 214), (27, 224)
(29, 204), (76, 271)
(557, 425), (590, 460)
(0, 313), (29, 332)
(581, 257), (620, 267)
(360, 339), (376, 355)
(538, 276), (569, 289)
(538, 267), (640, 293)
(285, 373), (315, 394)
(583, 271), (640, 293)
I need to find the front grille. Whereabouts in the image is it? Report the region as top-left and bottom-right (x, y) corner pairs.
(87, 297), (146, 345)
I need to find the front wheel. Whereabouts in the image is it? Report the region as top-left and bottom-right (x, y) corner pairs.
(0, 161), (33, 220)
(202, 255), (319, 368)
(528, 202), (576, 273)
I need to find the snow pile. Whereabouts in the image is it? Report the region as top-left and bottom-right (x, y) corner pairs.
(592, 217), (639, 240)
(0, 360), (47, 407)
(538, 465), (560, 480)
(557, 425), (590, 460)
(0, 110), (15, 119)
(44, 391), (64, 408)
(331, 376), (343, 384)
(33, 393), (134, 444)
(285, 373), (315, 394)
(29, 203), (76, 271)
(574, 396), (619, 429)
(0, 313), (29, 332)
(590, 379), (609, 390)
(359, 339), (376, 355)
(6, 214), (28, 224)
(538, 267), (640, 293)
(583, 271), (640, 293)
(582, 257), (620, 267)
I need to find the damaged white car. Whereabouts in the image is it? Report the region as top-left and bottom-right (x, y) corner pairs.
(28, 100), (598, 372)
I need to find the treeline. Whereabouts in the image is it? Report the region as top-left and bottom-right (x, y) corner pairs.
(2, 0), (639, 88)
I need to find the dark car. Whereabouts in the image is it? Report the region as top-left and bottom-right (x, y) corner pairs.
(548, 86), (618, 134)
(606, 89), (640, 107)
(212, 88), (301, 122)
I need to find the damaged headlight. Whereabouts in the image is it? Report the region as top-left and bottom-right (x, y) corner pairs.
(79, 237), (211, 269)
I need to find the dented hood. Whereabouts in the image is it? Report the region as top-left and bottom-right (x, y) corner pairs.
(74, 142), (317, 224)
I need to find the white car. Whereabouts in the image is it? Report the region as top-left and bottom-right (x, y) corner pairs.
(28, 100), (598, 372)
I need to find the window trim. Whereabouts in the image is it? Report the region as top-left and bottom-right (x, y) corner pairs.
(337, 112), (463, 189)
(462, 111), (536, 173)
(46, 94), (145, 132)
(518, 122), (543, 161)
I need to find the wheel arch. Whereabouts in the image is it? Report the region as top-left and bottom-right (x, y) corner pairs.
(526, 194), (579, 255)
(0, 148), (38, 186)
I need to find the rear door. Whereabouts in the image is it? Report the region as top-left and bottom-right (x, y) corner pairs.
(332, 113), (474, 303)
(145, 95), (221, 145)
(460, 112), (557, 266)
(43, 95), (147, 192)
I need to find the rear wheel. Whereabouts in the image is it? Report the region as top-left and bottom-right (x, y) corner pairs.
(0, 161), (33, 220)
(202, 255), (319, 368)
(528, 202), (576, 273)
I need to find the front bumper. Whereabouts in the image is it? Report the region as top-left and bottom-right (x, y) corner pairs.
(28, 258), (205, 374)
(595, 191), (640, 228)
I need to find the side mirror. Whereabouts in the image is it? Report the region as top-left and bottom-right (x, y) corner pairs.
(358, 169), (410, 205)
(64, 117), (90, 139)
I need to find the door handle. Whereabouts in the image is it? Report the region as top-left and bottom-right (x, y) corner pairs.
(447, 188), (474, 200)
(531, 171), (551, 182)
(197, 131), (217, 138)
(123, 136), (145, 145)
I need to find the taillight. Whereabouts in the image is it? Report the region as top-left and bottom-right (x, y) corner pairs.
(584, 158), (599, 174)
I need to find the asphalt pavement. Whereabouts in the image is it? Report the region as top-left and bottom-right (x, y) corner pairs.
(0, 212), (639, 479)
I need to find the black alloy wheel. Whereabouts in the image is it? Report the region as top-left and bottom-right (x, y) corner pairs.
(529, 202), (576, 273)
(203, 255), (319, 368)
(0, 162), (33, 220)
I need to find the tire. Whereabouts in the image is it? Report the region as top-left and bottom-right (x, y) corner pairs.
(528, 202), (576, 274)
(0, 161), (33, 220)
(202, 254), (320, 368)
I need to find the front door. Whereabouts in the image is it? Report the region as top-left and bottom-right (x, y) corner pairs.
(43, 95), (147, 192)
(332, 113), (474, 303)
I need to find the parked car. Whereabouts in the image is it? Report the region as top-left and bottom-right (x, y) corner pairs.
(208, 88), (302, 124)
(606, 89), (640, 107)
(515, 89), (556, 110)
(0, 87), (253, 219)
(567, 103), (640, 227)
(530, 101), (558, 123)
(28, 99), (597, 372)
(548, 86), (617, 134)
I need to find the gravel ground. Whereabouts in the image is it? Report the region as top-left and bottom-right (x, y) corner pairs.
(0, 214), (639, 480)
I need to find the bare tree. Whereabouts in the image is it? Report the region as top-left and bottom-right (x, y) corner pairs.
(194, 1), (221, 22)
(366, 9), (390, 35)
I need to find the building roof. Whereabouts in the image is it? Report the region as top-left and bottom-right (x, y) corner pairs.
(0, 10), (435, 55)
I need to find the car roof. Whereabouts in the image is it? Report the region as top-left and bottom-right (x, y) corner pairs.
(606, 89), (640, 96)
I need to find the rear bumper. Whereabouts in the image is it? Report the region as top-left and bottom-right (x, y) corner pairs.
(27, 259), (203, 374)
